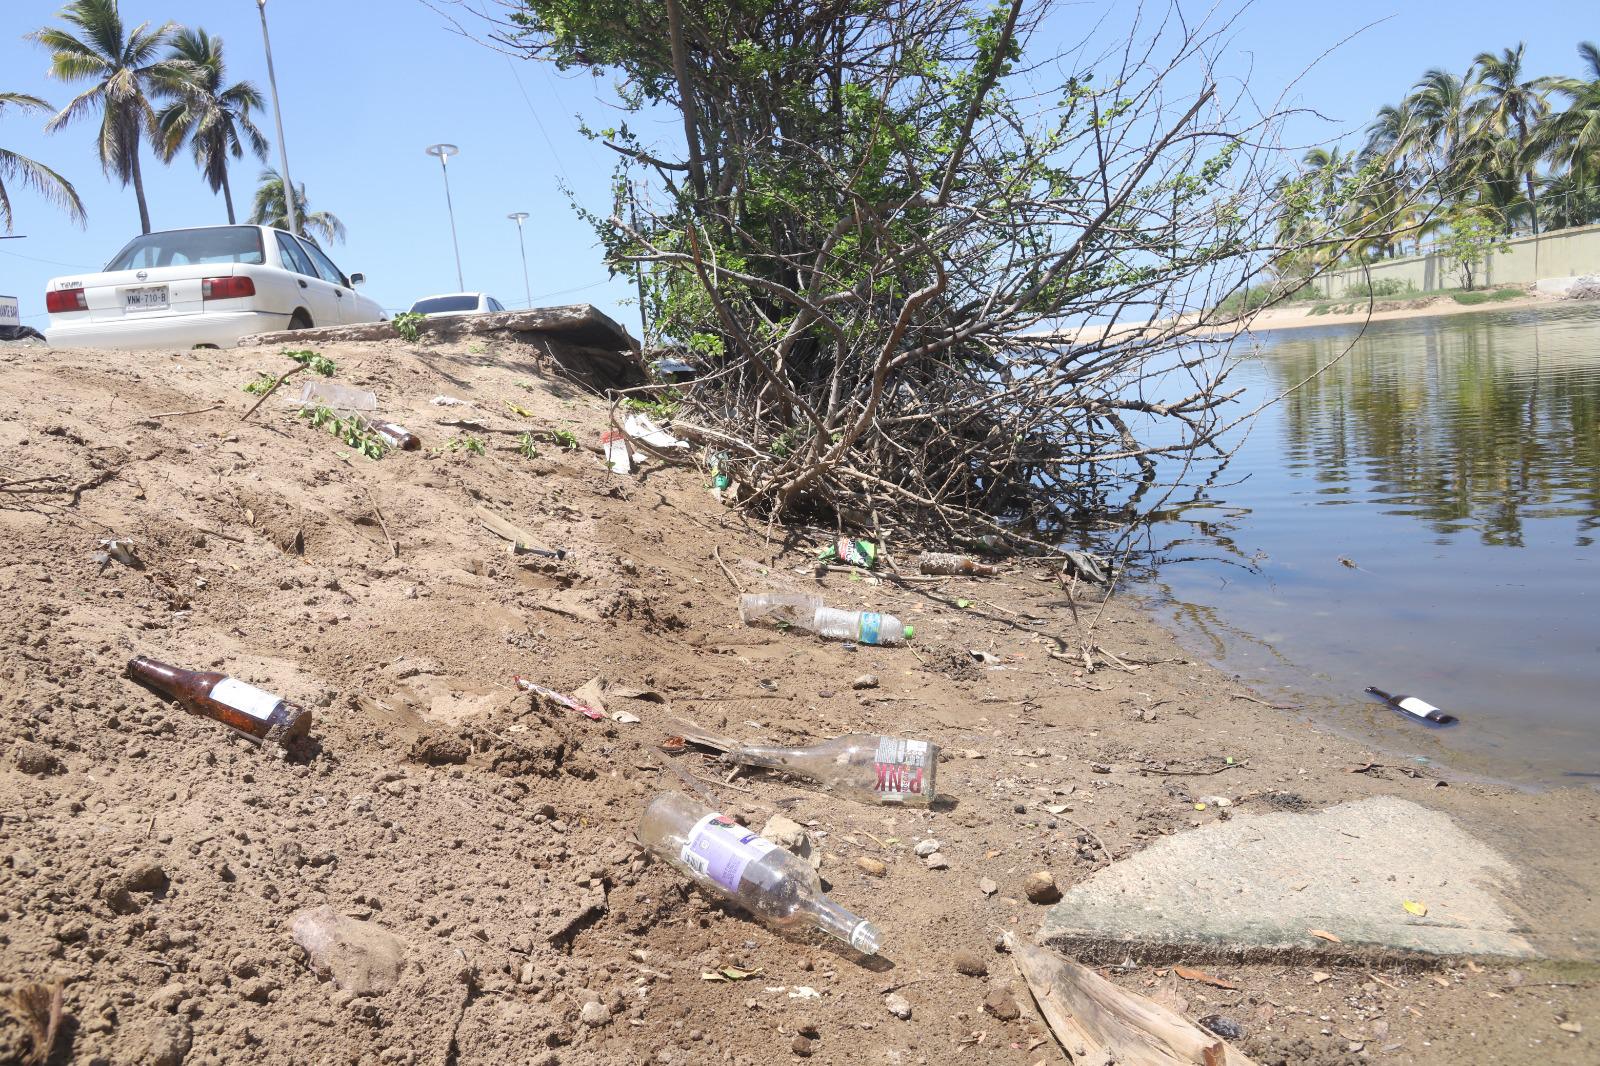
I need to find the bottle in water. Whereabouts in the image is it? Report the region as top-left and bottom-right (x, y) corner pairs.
(725, 734), (939, 805)
(639, 792), (882, 954)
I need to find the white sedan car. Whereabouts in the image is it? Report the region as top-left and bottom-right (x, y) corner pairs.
(408, 292), (507, 317)
(44, 224), (386, 348)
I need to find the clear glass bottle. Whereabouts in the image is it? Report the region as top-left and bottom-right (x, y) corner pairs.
(639, 792), (882, 954)
(917, 551), (996, 576)
(726, 734), (939, 805)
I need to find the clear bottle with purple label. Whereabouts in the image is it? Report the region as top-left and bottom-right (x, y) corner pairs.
(640, 792), (882, 955)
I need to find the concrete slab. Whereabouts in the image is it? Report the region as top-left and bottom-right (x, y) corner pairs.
(1039, 796), (1537, 964)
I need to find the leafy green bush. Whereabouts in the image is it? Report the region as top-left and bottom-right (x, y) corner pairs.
(392, 311), (425, 342)
(1450, 288), (1522, 305)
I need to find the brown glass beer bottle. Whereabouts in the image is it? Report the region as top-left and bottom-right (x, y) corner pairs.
(362, 419), (421, 451)
(126, 657), (311, 746)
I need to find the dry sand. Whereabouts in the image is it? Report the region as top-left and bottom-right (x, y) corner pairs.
(1, 334), (1596, 1066)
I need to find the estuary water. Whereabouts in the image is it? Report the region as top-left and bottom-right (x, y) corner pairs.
(1148, 303), (1600, 785)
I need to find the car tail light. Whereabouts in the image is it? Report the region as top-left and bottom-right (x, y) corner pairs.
(202, 276), (256, 300)
(46, 288), (87, 313)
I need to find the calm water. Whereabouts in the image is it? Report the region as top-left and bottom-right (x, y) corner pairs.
(1148, 304), (1600, 785)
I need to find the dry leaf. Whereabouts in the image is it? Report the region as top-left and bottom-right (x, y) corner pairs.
(1403, 899), (1428, 917)
(1173, 965), (1239, 990)
(1308, 929), (1342, 943)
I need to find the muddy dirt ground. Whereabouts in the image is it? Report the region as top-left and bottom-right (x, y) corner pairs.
(1, 333), (1596, 1066)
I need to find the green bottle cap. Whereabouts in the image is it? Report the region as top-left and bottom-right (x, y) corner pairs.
(903, 625), (914, 639)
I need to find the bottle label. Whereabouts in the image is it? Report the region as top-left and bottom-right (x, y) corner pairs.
(1395, 696), (1441, 719)
(210, 678), (282, 723)
(858, 612), (883, 645)
(873, 738), (931, 801)
(680, 813), (779, 892)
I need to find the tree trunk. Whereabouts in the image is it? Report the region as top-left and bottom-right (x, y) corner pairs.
(129, 132), (152, 235)
(1517, 116), (1537, 236)
(221, 169), (236, 226)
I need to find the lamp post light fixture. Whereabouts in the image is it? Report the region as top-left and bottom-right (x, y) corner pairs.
(256, 0), (298, 236)
(507, 212), (531, 310)
(425, 143), (465, 292)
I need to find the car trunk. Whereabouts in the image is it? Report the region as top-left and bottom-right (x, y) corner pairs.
(84, 266), (227, 322)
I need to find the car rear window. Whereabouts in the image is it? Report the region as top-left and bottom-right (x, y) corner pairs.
(105, 227), (266, 271)
(410, 295), (479, 313)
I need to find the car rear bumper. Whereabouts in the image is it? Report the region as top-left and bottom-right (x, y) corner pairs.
(46, 310), (294, 350)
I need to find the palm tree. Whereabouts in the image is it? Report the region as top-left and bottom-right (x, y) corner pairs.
(1538, 42), (1600, 200)
(248, 168), (346, 245)
(1469, 44), (1558, 232)
(28, 0), (183, 235)
(154, 28), (268, 225)
(1407, 69), (1472, 188)
(0, 92), (87, 233)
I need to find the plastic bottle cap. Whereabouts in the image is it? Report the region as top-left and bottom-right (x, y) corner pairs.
(903, 625), (914, 639)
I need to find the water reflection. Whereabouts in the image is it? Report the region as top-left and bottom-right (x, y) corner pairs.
(1150, 304), (1600, 785)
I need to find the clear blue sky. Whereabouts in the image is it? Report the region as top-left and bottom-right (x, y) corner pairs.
(0, 1), (1590, 328)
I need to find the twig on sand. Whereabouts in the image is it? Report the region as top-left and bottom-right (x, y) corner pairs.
(365, 487), (398, 558)
(1140, 761), (1246, 777)
(1229, 691), (1299, 710)
(713, 545), (743, 593)
(140, 402), (224, 421)
(1063, 816), (1109, 858)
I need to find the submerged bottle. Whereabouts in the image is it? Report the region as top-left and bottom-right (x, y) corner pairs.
(725, 734), (939, 805)
(917, 552), (997, 577)
(640, 792), (882, 954)
(1365, 686), (1459, 726)
(126, 657), (311, 746)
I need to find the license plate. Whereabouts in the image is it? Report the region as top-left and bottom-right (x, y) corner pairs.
(124, 285), (169, 312)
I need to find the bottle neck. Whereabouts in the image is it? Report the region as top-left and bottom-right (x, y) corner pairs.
(726, 743), (810, 771)
(807, 896), (880, 955)
(128, 656), (188, 690)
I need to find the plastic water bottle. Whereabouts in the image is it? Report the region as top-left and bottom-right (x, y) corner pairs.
(813, 606), (913, 645)
(639, 792), (882, 954)
(738, 593), (823, 632)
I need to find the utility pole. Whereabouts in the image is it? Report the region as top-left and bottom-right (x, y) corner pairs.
(256, 0), (298, 236)
(507, 212), (531, 309)
(427, 144), (464, 292)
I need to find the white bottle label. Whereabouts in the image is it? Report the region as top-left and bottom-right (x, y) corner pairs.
(1395, 696), (1440, 719)
(211, 678), (282, 722)
(680, 813), (778, 892)
(873, 738), (932, 800)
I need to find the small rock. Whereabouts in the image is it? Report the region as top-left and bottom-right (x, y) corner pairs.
(1022, 871), (1060, 904)
(580, 1001), (612, 1027)
(290, 905), (408, 995)
(983, 988), (1021, 1021)
(978, 877), (998, 896)
(884, 993), (912, 1020)
(856, 857), (887, 878)
(952, 951), (988, 977)
(1559, 1021), (1583, 1034)
(1310, 971), (1332, 984)
(851, 674), (879, 690)
(761, 815), (820, 870)
(924, 853), (949, 871)
(1198, 1015), (1245, 1040)
(913, 839), (940, 858)
(791, 1035), (814, 1057)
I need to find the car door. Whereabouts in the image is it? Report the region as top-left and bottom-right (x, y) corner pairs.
(297, 238), (362, 324)
(273, 232), (340, 328)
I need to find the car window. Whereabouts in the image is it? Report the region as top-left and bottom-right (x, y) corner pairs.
(297, 238), (347, 287)
(105, 226), (265, 271)
(489, 298), (505, 312)
(409, 295), (480, 314)
(274, 232), (318, 278)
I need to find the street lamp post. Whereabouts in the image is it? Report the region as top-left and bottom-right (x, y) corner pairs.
(507, 212), (531, 309)
(255, 0), (298, 236)
(426, 144), (464, 292)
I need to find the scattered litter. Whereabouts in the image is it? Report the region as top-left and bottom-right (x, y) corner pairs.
(787, 986), (822, 1000)
(1365, 686), (1459, 726)
(513, 676), (607, 721)
(94, 537), (141, 570)
(918, 552), (996, 576)
(292, 379), (377, 412)
(430, 394), (469, 407)
(816, 537), (877, 569)
(1402, 899), (1428, 917)
(1056, 548), (1108, 583)
(741, 592), (913, 646)
(1173, 965), (1238, 990)
(706, 727), (938, 806)
(701, 966), (763, 982)
(361, 418), (420, 450)
(641, 792), (880, 954)
(969, 649), (1003, 666)
(612, 711), (641, 725)
(622, 411), (688, 452)
(601, 430), (632, 474)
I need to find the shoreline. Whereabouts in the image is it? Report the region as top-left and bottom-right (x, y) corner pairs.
(1, 337), (1596, 1064)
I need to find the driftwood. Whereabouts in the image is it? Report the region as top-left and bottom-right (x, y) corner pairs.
(1007, 935), (1259, 1066)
